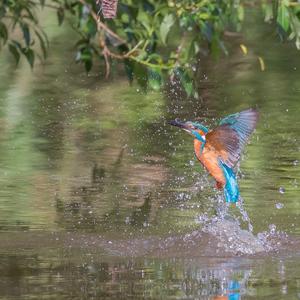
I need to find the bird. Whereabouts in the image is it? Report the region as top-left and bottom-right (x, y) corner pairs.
(169, 108), (259, 203)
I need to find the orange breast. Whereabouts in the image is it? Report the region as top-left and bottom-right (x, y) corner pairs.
(194, 139), (226, 186)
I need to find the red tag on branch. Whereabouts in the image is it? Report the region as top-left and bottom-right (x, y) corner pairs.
(97, 0), (118, 19)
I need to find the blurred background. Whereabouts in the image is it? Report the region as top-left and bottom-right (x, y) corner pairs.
(0, 1), (300, 299)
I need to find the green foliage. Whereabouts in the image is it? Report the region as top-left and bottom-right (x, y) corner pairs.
(262, 0), (300, 49)
(0, 0), (49, 67)
(1, 0), (300, 92)
(160, 14), (175, 45)
(277, 0), (290, 32)
(106, 0), (244, 94)
(0, 0), (245, 94)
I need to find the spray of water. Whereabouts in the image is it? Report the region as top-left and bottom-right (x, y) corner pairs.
(195, 193), (288, 255)
(236, 196), (253, 232)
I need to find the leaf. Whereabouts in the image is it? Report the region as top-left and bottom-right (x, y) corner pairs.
(277, 1), (290, 32)
(0, 22), (8, 44)
(11, 40), (22, 49)
(136, 49), (147, 61)
(193, 41), (200, 54)
(21, 23), (30, 47)
(174, 68), (194, 96)
(148, 69), (162, 91)
(85, 59), (92, 72)
(258, 56), (265, 71)
(289, 11), (300, 48)
(8, 44), (20, 65)
(35, 29), (47, 59)
(137, 11), (152, 34)
(77, 47), (93, 72)
(121, 13), (129, 23)
(201, 21), (213, 43)
(160, 14), (175, 45)
(262, 3), (273, 23)
(240, 44), (247, 55)
(57, 8), (65, 26)
(237, 5), (244, 22)
(218, 40), (228, 56)
(123, 59), (134, 83)
(85, 19), (97, 37)
(182, 78), (193, 96)
(24, 6), (38, 24)
(79, 50), (92, 61)
(133, 63), (148, 90)
(296, 36), (300, 50)
(23, 48), (35, 68)
(199, 13), (210, 20)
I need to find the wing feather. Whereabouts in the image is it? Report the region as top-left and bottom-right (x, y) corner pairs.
(205, 109), (259, 168)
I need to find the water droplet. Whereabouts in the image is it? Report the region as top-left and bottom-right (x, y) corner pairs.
(279, 187), (285, 194)
(269, 224), (276, 234)
(293, 160), (299, 166)
(276, 202), (284, 209)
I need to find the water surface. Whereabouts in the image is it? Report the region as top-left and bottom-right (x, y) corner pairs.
(0, 9), (299, 299)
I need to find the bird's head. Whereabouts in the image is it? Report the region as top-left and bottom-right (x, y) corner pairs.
(169, 118), (208, 141)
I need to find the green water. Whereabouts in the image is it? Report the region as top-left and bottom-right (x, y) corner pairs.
(0, 9), (299, 300)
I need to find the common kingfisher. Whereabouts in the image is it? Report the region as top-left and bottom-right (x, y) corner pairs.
(170, 109), (259, 203)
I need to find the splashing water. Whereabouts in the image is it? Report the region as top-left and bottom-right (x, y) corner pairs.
(196, 194), (289, 255)
(236, 196), (254, 232)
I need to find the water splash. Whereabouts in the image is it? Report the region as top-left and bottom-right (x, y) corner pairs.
(197, 215), (267, 255)
(195, 195), (288, 255)
(276, 202), (284, 209)
(236, 196), (253, 232)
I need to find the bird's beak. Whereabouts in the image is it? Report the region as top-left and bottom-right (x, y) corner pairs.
(169, 118), (192, 133)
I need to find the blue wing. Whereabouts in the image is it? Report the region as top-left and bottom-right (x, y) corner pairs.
(219, 108), (259, 146)
(206, 109), (259, 168)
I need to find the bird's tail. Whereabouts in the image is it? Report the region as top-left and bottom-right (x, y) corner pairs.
(219, 161), (240, 203)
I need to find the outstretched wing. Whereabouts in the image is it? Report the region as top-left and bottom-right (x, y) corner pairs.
(205, 109), (259, 168)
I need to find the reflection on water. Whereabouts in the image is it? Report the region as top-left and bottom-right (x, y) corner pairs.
(0, 249), (249, 299)
(0, 8), (299, 300)
(0, 245), (299, 299)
